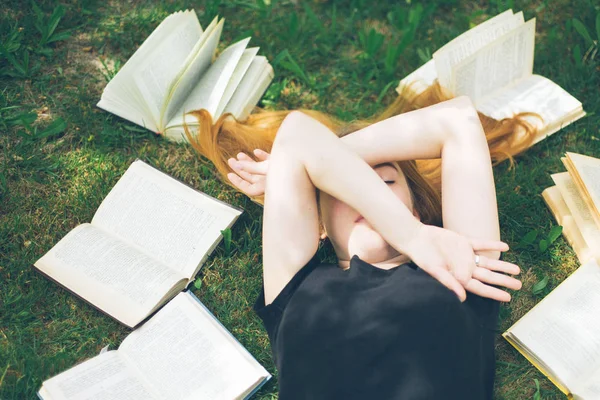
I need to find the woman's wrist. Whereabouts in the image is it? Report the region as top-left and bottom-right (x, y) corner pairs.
(392, 219), (425, 256)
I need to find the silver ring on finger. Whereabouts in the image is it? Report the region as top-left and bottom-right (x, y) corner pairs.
(474, 254), (481, 267)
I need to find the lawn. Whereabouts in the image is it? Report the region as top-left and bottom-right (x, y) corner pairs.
(1, 0), (599, 398)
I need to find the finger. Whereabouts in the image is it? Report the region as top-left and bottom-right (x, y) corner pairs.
(226, 172), (246, 191)
(464, 279), (511, 302)
(237, 152), (254, 162)
(472, 267), (522, 290)
(227, 172), (261, 197)
(450, 265), (473, 287)
(476, 255), (520, 275)
(228, 159), (258, 182)
(452, 251), (477, 285)
(469, 238), (509, 252)
(254, 149), (270, 160)
(236, 159), (269, 176)
(447, 247), (476, 286)
(426, 266), (467, 302)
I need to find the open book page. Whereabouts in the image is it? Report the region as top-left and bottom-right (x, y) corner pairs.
(164, 55), (273, 142)
(433, 10), (524, 90)
(561, 217), (593, 265)
(505, 259), (600, 393)
(96, 94), (158, 133)
(214, 47), (260, 118)
(542, 185), (571, 225)
(564, 152), (600, 228)
(395, 59), (437, 97)
(503, 333), (570, 395)
(91, 161), (242, 279)
(34, 224), (184, 327)
(477, 74), (584, 144)
(40, 351), (158, 400)
(434, 10), (515, 56)
(450, 18), (535, 104)
(573, 369), (600, 399)
(396, 10), (518, 98)
(167, 37), (251, 128)
(224, 56), (273, 120)
(119, 292), (269, 400)
(133, 13), (203, 127)
(542, 186), (594, 264)
(97, 11), (194, 132)
(161, 17), (223, 127)
(552, 173), (600, 251)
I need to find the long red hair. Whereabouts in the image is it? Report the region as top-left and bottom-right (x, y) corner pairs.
(184, 81), (539, 227)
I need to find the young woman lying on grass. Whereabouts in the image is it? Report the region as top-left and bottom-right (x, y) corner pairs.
(185, 83), (538, 399)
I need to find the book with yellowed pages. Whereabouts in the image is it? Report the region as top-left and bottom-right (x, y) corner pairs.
(37, 291), (271, 400)
(540, 153), (600, 264)
(97, 10), (274, 142)
(397, 9), (585, 145)
(562, 152), (600, 229)
(503, 259), (600, 400)
(33, 160), (242, 328)
(541, 185), (594, 265)
(514, 152), (600, 398)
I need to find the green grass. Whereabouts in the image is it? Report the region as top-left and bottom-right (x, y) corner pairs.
(1, 0), (599, 398)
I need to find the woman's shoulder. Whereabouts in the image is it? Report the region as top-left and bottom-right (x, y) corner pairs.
(254, 251), (326, 314)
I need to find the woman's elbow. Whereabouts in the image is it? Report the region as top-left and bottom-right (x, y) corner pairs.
(447, 96), (485, 141)
(274, 111), (312, 146)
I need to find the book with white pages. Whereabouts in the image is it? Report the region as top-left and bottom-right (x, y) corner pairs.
(37, 291), (271, 400)
(33, 160), (242, 328)
(503, 259), (600, 400)
(397, 9), (585, 145)
(97, 10), (274, 143)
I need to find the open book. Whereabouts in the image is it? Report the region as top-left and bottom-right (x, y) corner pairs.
(542, 152), (600, 264)
(34, 160), (242, 328)
(562, 152), (600, 229)
(542, 184), (595, 264)
(397, 9), (585, 145)
(514, 152), (600, 397)
(97, 10), (274, 142)
(503, 259), (600, 399)
(38, 291), (271, 400)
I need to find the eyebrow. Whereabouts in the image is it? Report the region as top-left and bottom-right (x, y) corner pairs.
(374, 162), (400, 172)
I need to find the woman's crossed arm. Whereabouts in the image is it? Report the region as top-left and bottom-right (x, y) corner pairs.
(229, 98), (521, 305)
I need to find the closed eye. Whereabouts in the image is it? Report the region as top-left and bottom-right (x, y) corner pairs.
(384, 180), (395, 184)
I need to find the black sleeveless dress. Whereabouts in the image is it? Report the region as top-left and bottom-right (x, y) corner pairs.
(255, 253), (500, 400)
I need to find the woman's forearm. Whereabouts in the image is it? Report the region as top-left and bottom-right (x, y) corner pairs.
(341, 96), (501, 257)
(339, 96), (478, 164)
(273, 111), (422, 251)
(338, 96), (500, 254)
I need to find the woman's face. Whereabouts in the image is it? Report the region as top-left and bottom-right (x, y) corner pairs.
(319, 162), (418, 263)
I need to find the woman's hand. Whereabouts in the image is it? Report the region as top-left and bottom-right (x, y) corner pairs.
(226, 149), (270, 197)
(401, 224), (521, 302)
(467, 254), (521, 301)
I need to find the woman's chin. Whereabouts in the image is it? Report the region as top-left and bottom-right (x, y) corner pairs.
(348, 229), (391, 260)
